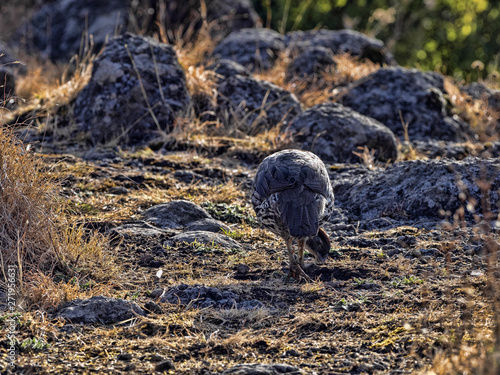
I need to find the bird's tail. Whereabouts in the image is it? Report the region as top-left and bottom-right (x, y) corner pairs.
(279, 189), (319, 238)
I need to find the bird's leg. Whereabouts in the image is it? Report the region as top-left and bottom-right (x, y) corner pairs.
(285, 238), (312, 283)
(297, 239), (305, 269)
(285, 238), (295, 282)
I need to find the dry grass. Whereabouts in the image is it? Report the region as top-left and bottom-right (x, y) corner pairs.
(444, 78), (499, 142)
(0, 126), (118, 310)
(0, 127), (61, 276)
(255, 52), (381, 109)
(0, 46), (95, 136)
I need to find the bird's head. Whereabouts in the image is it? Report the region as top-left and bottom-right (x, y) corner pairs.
(305, 228), (331, 264)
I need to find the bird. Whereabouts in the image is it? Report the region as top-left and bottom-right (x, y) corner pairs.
(251, 149), (335, 281)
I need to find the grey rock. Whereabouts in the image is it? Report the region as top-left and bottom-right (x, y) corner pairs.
(155, 360), (175, 372)
(285, 46), (337, 82)
(216, 74), (301, 134)
(110, 222), (175, 239)
(221, 363), (303, 374)
(208, 59), (252, 79)
(0, 68), (15, 101)
(108, 186), (129, 195)
(10, 0), (128, 62)
(74, 33), (190, 145)
(340, 67), (474, 142)
(57, 296), (146, 324)
(186, 218), (230, 233)
(213, 28), (285, 71)
(334, 157), (500, 227)
(0, 42), (26, 75)
(144, 0), (259, 42)
(171, 230), (242, 250)
(172, 170), (204, 184)
(285, 29), (395, 65)
(289, 102), (398, 163)
(143, 200), (211, 229)
(462, 82), (500, 112)
(161, 284), (263, 310)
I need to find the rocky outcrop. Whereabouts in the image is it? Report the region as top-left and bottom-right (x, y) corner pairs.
(285, 46), (337, 83)
(340, 67), (474, 142)
(0, 69), (15, 102)
(333, 158), (500, 227)
(462, 82), (500, 112)
(288, 103), (398, 163)
(213, 28), (285, 71)
(143, 200), (211, 229)
(208, 59), (252, 79)
(285, 29), (395, 65)
(222, 363), (303, 375)
(161, 284), (263, 310)
(216, 74), (301, 134)
(143, 0), (260, 41)
(10, 0), (128, 62)
(74, 33), (190, 145)
(171, 230), (242, 249)
(186, 218), (230, 233)
(57, 296), (146, 324)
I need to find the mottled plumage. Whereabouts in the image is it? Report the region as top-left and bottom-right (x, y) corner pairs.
(252, 149), (335, 281)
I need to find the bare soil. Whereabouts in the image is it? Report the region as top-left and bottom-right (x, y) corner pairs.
(1, 146), (496, 374)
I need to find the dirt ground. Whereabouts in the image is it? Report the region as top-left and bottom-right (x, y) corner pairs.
(1, 147), (497, 374)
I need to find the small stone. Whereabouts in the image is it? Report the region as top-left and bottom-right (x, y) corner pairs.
(117, 353), (132, 361)
(149, 288), (165, 299)
(108, 186), (129, 195)
(148, 354), (164, 362)
(144, 301), (163, 314)
(236, 264), (250, 275)
(155, 360), (175, 372)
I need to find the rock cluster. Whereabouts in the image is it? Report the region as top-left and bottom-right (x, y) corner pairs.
(161, 284), (263, 310)
(73, 33), (190, 145)
(57, 296), (146, 324)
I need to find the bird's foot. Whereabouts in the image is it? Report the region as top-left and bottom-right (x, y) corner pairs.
(286, 262), (313, 283)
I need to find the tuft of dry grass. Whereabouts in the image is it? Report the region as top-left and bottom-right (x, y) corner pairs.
(0, 126), (118, 310)
(1, 42), (95, 134)
(0, 126), (61, 277)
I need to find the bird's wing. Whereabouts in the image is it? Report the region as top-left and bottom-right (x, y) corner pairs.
(253, 161), (296, 200)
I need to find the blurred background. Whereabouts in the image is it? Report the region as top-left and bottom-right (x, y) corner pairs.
(1, 0), (498, 82)
(252, 0), (500, 81)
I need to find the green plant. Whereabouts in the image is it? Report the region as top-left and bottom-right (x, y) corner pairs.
(20, 337), (49, 351)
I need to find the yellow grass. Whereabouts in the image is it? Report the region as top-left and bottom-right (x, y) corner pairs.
(0, 126), (118, 309)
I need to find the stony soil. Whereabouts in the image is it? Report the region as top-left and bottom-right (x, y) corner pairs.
(1, 145), (496, 374)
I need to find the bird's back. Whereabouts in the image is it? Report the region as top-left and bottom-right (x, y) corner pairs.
(252, 150), (334, 239)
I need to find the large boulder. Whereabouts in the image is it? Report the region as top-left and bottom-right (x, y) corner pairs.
(462, 82), (500, 112)
(216, 74), (301, 134)
(208, 59), (252, 80)
(57, 296), (146, 324)
(285, 46), (337, 83)
(161, 284), (262, 310)
(0, 69), (15, 101)
(333, 157), (500, 227)
(141, 0), (260, 41)
(213, 28), (285, 71)
(74, 33), (190, 145)
(340, 67), (474, 142)
(0, 42), (26, 75)
(285, 29), (395, 65)
(288, 102), (398, 163)
(143, 200), (211, 229)
(10, 0), (128, 62)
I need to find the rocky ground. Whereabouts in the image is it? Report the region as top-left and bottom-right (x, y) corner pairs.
(0, 147), (498, 374)
(1, 1), (500, 374)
